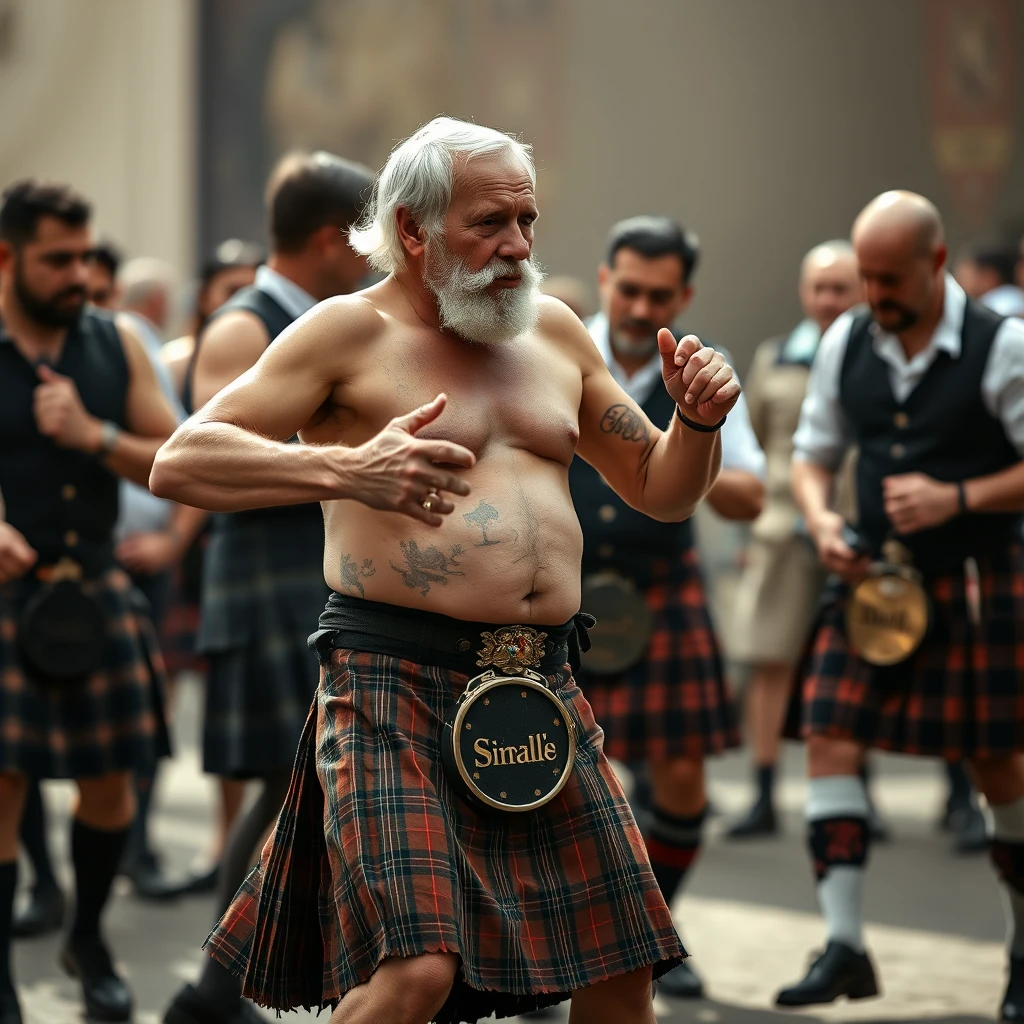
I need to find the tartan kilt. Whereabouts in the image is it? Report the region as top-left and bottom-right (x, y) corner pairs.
(796, 547), (1024, 759)
(0, 567), (167, 778)
(578, 550), (739, 763)
(199, 516), (328, 777)
(159, 565), (205, 678)
(205, 648), (686, 1021)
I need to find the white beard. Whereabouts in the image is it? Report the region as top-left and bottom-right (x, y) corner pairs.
(424, 240), (545, 345)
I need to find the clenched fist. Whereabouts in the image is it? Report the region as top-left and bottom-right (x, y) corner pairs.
(345, 394), (475, 526)
(658, 330), (741, 427)
(34, 364), (101, 452)
(883, 473), (959, 535)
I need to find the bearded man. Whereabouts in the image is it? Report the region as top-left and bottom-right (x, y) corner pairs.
(151, 117), (740, 1024)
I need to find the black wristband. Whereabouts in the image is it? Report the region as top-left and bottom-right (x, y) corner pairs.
(675, 405), (727, 433)
(957, 480), (968, 515)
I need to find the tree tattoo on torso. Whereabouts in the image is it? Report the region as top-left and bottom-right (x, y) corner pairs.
(339, 553), (376, 597)
(390, 540), (465, 596)
(600, 403), (650, 444)
(463, 499), (501, 546)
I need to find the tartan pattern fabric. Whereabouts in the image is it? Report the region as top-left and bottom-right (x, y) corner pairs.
(798, 548), (1024, 759)
(199, 517), (328, 776)
(205, 648), (686, 1021)
(0, 567), (166, 778)
(159, 565), (205, 678)
(578, 550), (739, 763)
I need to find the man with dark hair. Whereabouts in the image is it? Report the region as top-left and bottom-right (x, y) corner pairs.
(161, 149), (374, 1024)
(86, 241), (122, 310)
(778, 192), (1024, 1016)
(559, 214), (764, 1005)
(0, 179), (178, 1024)
(953, 239), (1024, 318)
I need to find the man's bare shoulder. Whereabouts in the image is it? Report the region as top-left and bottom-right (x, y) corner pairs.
(536, 293), (603, 370)
(202, 308), (270, 352)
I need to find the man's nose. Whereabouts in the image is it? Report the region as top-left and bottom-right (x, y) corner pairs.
(630, 295), (654, 322)
(496, 227), (531, 263)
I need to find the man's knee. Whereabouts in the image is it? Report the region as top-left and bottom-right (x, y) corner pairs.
(574, 965), (653, 1014)
(0, 772), (27, 857)
(806, 735), (864, 778)
(968, 753), (1024, 805)
(75, 771), (135, 829)
(650, 757), (705, 815)
(384, 952), (459, 1023)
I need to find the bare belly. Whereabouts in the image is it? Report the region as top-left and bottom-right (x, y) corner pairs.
(322, 449), (583, 625)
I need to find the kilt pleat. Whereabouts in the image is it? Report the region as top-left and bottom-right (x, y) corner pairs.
(798, 547), (1024, 759)
(0, 567), (165, 778)
(578, 549), (739, 763)
(205, 648), (685, 1021)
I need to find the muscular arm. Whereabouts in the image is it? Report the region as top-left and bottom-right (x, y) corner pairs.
(706, 470), (764, 521)
(565, 305), (724, 522)
(792, 459), (835, 530)
(190, 311), (269, 411)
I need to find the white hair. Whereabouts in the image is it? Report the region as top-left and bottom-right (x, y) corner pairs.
(349, 116), (535, 275)
(802, 239), (855, 271)
(118, 256), (175, 310)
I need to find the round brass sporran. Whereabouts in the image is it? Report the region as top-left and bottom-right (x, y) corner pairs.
(846, 567), (929, 666)
(442, 669), (576, 813)
(579, 572), (652, 674)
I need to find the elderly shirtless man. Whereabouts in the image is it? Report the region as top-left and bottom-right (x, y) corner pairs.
(151, 117), (739, 1024)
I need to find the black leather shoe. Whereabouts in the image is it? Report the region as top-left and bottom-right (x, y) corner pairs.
(776, 941), (879, 1007)
(1002, 954), (1024, 1019)
(158, 864), (220, 899)
(163, 984), (266, 1024)
(954, 802), (989, 855)
(725, 799), (778, 839)
(658, 959), (705, 998)
(122, 850), (181, 902)
(60, 934), (133, 1022)
(0, 989), (22, 1024)
(12, 884), (65, 938)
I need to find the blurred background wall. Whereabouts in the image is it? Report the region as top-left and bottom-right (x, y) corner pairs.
(0, 0), (1019, 369)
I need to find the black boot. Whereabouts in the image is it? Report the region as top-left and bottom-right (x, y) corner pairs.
(163, 984), (266, 1024)
(726, 798), (777, 839)
(12, 885), (65, 939)
(60, 933), (132, 1022)
(775, 941), (880, 1007)
(0, 990), (21, 1024)
(658, 959), (705, 998)
(953, 800), (989, 855)
(1003, 954), (1024, 1020)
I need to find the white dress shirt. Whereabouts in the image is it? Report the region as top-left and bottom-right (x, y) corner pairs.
(793, 275), (1024, 470)
(981, 283), (1024, 319)
(254, 264), (317, 320)
(587, 313), (766, 478)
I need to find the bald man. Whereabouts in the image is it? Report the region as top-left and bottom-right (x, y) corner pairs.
(777, 191), (1024, 1017)
(727, 241), (860, 838)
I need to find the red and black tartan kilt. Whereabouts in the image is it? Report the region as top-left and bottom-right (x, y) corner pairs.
(793, 547), (1024, 760)
(205, 648), (686, 1021)
(578, 550), (739, 764)
(0, 568), (168, 778)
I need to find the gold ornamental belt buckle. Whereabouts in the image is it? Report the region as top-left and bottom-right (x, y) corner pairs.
(441, 625), (576, 813)
(845, 541), (930, 667)
(579, 571), (652, 674)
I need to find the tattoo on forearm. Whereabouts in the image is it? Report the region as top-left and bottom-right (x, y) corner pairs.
(339, 553), (376, 597)
(390, 540), (465, 596)
(463, 500), (501, 546)
(600, 404), (650, 444)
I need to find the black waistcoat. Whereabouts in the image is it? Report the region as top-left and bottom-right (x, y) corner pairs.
(839, 300), (1021, 572)
(193, 284), (324, 534)
(0, 312), (128, 572)
(569, 378), (692, 586)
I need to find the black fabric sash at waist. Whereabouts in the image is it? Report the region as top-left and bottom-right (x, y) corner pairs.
(308, 592), (595, 676)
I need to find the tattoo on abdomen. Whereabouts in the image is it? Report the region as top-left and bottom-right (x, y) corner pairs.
(463, 500), (501, 546)
(600, 403), (650, 444)
(339, 553), (376, 597)
(390, 540), (465, 596)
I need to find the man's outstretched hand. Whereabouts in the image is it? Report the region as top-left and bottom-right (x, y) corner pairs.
(658, 329), (740, 427)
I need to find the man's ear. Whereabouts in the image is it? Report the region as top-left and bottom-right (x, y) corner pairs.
(395, 207), (427, 261)
(0, 240), (14, 274)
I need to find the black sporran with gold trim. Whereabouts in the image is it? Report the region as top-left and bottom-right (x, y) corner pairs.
(579, 572), (652, 674)
(846, 542), (929, 667)
(441, 626), (577, 813)
(17, 558), (107, 683)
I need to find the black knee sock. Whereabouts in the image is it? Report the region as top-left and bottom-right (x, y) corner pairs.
(644, 805), (706, 907)
(19, 779), (58, 892)
(946, 761), (973, 807)
(70, 819), (130, 940)
(0, 861), (15, 993)
(193, 773), (289, 1010)
(755, 764), (775, 806)
(125, 771), (155, 864)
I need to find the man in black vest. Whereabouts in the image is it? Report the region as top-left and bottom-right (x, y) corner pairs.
(162, 150), (374, 1024)
(778, 191), (1024, 1017)
(561, 217), (764, 1006)
(0, 180), (179, 1024)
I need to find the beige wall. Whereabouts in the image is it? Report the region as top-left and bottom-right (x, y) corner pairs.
(0, 0), (196, 288)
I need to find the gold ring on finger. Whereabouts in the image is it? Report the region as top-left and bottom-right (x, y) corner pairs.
(421, 491), (440, 511)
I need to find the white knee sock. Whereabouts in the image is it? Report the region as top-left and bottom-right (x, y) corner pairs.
(807, 775), (870, 953)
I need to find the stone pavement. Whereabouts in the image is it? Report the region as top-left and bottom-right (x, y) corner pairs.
(13, 674), (1006, 1023)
